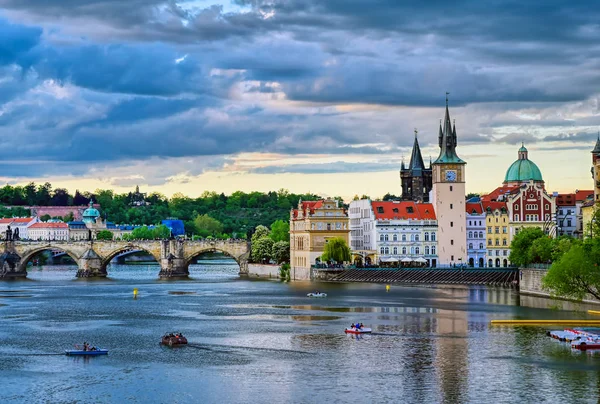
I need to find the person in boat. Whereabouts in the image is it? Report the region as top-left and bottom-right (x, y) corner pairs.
(90, 346), (97, 351)
(83, 342), (88, 351)
(360, 323), (364, 329)
(356, 323), (361, 329)
(350, 323), (355, 329)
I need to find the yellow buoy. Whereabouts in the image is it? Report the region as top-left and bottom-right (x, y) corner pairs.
(385, 285), (390, 292)
(133, 288), (138, 299)
(588, 310), (600, 315)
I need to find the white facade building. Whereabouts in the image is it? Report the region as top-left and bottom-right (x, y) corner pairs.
(349, 200), (438, 267)
(0, 217), (39, 240)
(28, 222), (69, 241)
(466, 200), (486, 267)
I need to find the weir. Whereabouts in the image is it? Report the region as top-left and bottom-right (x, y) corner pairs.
(0, 239), (250, 279)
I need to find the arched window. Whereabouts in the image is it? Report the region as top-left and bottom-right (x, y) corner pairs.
(415, 234), (420, 241)
(393, 247), (398, 255)
(479, 231), (484, 238)
(431, 233), (436, 241)
(515, 214), (520, 221)
(468, 231), (473, 238)
(495, 258), (501, 267)
(415, 247), (420, 255)
(402, 234), (406, 241)
(410, 247), (415, 255)
(479, 243), (484, 249)
(431, 246), (436, 255)
(384, 234), (389, 241)
(488, 259), (493, 267)
(468, 243), (473, 249)
(380, 234), (384, 241)
(380, 247), (385, 254)
(410, 234), (415, 241)
(384, 247), (390, 254)
(424, 232), (430, 241)
(393, 234), (397, 241)
(402, 247), (407, 255)
(327, 223), (331, 230)
(425, 246), (430, 254)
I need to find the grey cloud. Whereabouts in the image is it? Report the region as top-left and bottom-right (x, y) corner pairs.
(251, 161), (401, 174)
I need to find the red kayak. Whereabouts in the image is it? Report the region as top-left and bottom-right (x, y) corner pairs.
(345, 327), (372, 334)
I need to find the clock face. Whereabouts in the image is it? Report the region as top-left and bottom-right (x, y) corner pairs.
(445, 170), (457, 182)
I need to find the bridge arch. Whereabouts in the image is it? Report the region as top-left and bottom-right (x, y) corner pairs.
(100, 244), (162, 271)
(18, 246), (81, 272)
(183, 247), (243, 270)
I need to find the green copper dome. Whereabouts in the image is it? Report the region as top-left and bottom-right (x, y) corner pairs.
(504, 144), (543, 183)
(82, 200), (100, 224)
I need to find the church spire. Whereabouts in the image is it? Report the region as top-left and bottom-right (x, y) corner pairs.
(593, 131), (600, 155)
(433, 94), (464, 164)
(408, 128), (426, 173)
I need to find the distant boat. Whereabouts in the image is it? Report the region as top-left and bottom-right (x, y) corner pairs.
(65, 349), (108, 356)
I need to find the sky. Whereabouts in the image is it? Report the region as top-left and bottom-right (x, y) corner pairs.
(0, 0), (599, 200)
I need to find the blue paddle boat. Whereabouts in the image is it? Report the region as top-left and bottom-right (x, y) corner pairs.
(65, 348), (108, 356)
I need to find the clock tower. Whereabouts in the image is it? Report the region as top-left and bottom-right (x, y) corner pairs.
(431, 96), (466, 266)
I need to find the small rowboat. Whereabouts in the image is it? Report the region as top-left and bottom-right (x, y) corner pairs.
(161, 334), (188, 346)
(307, 292), (327, 298)
(65, 349), (108, 356)
(344, 327), (372, 334)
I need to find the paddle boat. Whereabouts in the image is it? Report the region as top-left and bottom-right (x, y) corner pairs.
(344, 325), (372, 334)
(161, 332), (188, 347)
(65, 347), (108, 356)
(571, 337), (600, 351)
(307, 291), (327, 298)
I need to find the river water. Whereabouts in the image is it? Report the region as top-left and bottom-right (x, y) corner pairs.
(1, 260), (599, 403)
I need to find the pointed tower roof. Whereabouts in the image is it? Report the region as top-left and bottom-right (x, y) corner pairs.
(408, 129), (426, 174)
(592, 132), (600, 154)
(433, 94), (465, 164)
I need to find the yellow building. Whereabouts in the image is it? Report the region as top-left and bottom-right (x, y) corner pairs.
(483, 202), (511, 267)
(289, 199), (349, 280)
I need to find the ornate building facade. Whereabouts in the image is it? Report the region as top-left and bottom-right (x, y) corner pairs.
(465, 200), (486, 267)
(289, 199), (349, 280)
(400, 131), (432, 202)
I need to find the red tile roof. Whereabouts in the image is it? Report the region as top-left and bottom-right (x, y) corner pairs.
(292, 200), (326, 219)
(465, 202), (484, 214)
(12, 217), (35, 224)
(482, 200), (507, 212)
(556, 193), (576, 206)
(371, 201), (436, 220)
(481, 186), (520, 202)
(29, 222), (68, 229)
(576, 190), (593, 202)
(0, 218), (13, 224)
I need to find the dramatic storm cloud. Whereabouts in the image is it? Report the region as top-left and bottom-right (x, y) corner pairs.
(0, 1), (598, 196)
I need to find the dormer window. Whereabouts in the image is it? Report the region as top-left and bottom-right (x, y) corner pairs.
(406, 207), (414, 213)
(393, 208), (399, 213)
(377, 207), (384, 214)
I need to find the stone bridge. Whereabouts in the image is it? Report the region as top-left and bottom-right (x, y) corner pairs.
(0, 239), (250, 279)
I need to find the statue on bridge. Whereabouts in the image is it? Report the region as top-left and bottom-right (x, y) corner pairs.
(13, 228), (19, 241)
(5, 225), (12, 241)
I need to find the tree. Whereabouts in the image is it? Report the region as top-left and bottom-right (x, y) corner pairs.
(270, 220), (289, 242)
(73, 190), (88, 205)
(382, 193), (400, 201)
(51, 188), (71, 206)
(529, 236), (554, 264)
(509, 227), (546, 267)
(193, 214), (223, 238)
(251, 225), (270, 244)
(62, 212), (75, 223)
(543, 240), (600, 301)
(321, 238), (351, 263)
(272, 241), (290, 264)
(252, 237), (274, 263)
(96, 230), (113, 240)
(40, 214), (51, 222)
(466, 193), (481, 200)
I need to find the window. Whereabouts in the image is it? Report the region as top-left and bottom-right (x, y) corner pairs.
(479, 231), (484, 238)
(380, 234), (384, 241)
(431, 233), (436, 241)
(402, 247), (407, 255)
(468, 231), (473, 238)
(431, 246), (436, 255)
(415, 234), (420, 241)
(425, 232), (430, 241)
(503, 250), (508, 256)
(384, 234), (389, 241)
(495, 227), (499, 234)
(377, 207), (384, 213)
(502, 239), (507, 246)
(450, 203), (453, 209)
(451, 239), (454, 246)
(450, 222), (454, 227)
(415, 247), (420, 255)
(502, 226), (507, 234)
(567, 219), (572, 227)
(515, 204), (519, 211)
(393, 208), (399, 213)
(327, 223), (331, 230)
(393, 247), (398, 255)
(451, 255), (454, 261)
(393, 234), (397, 241)
(380, 247), (385, 254)
(488, 239), (492, 246)
(406, 206), (414, 213)
(479, 243), (484, 249)
(515, 214), (520, 221)
(402, 234), (407, 241)
(469, 221), (472, 226)
(410, 247), (415, 254)
(425, 246), (430, 254)
(487, 226), (492, 234)
(450, 186), (453, 191)
(469, 243), (473, 249)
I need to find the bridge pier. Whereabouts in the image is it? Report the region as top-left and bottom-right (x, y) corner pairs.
(158, 240), (189, 278)
(76, 248), (106, 278)
(0, 242), (25, 279)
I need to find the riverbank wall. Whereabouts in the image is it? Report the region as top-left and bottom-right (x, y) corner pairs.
(519, 267), (600, 305)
